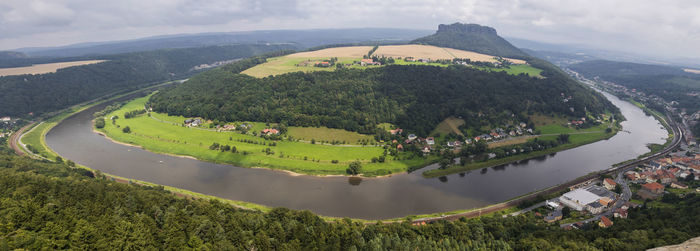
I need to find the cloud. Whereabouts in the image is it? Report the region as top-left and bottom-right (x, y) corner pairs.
(0, 0), (698, 59)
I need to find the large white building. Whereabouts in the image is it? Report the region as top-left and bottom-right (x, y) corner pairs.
(559, 188), (603, 211)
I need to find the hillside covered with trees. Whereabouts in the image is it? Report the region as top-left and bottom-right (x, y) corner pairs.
(0, 44), (293, 118)
(0, 149), (699, 249)
(150, 59), (613, 136)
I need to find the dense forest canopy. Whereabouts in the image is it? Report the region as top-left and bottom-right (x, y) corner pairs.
(151, 58), (614, 136)
(412, 23), (529, 59)
(0, 150), (698, 249)
(0, 44), (293, 118)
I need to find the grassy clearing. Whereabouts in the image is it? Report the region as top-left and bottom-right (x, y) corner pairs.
(286, 126), (374, 144)
(432, 117), (465, 136)
(488, 136), (535, 149)
(99, 95), (435, 176)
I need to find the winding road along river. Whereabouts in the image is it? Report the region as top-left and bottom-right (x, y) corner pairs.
(46, 91), (667, 219)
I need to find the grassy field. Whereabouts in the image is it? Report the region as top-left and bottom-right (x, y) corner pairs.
(241, 45), (540, 78)
(0, 60), (106, 77)
(489, 64), (543, 77)
(99, 95), (436, 176)
(432, 117), (465, 136)
(286, 126), (374, 144)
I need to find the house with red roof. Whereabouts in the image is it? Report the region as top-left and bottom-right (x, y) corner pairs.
(603, 178), (617, 190)
(261, 128), (280, 135)
(599, 216), (613, 228)
(642, 182), (664, 194)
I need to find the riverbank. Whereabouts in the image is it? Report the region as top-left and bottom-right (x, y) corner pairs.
(97, 95), (439, 177)
(423, 126), (620, 178)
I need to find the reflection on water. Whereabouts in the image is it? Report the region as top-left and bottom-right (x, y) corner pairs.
(348, 177), (362, 186)
(46, 91), (667, 219)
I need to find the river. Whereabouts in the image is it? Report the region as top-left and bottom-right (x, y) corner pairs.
(45, 91), (667, 219)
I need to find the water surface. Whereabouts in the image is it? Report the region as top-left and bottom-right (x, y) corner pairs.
(46, 92), (666, 219)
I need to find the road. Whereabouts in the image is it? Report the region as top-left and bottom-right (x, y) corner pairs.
(559, 112), (681, 228)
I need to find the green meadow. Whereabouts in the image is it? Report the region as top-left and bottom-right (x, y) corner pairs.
(99, 95), (436, 176)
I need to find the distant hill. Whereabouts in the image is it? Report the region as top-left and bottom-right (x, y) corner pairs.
(411, 23), (528, 59)
(0, 44), (293, 118)
(0, 51), (28, 59)
(570, 59), (700, 114)
(14, 28), (432, 58)
(571, 60), (688, 77)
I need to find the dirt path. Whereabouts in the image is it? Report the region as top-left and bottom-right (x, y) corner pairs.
(9, 122), (34, 156)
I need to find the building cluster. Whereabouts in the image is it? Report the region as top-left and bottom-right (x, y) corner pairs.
(219, 123), (253, 131)
(625, 156), (699, 199)
(472, 123), (533, 142)
(183, 118), (202, 127)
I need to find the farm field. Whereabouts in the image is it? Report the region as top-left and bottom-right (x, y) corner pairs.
(242, 44), (540, 78)
(0, 60), (106, 76)
(373, 44), (525, 64)
(286, 126), (374, 144)
(99, 95), (437, 176)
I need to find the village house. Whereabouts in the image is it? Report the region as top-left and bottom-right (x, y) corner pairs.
(614, 208), (628, 219)
(360, 59), (380, 66)
(599, 216), (613, 228)
(317, 61), (331, 67)
(544, 211), (563, 223)
(637, 182), (664, 200)
(261, 128), (280, 135)
(426, 137), (435, 145)
(184, 118), (202, 127)
(407, 134), (417, 141)
(586, 201), (605, 214)
(421, 146), (431, 154)
(390, 128), (403, 135)
(603, 178), (617, 190)
(397, 144), (403, 151)
(0, 116), (11, 122)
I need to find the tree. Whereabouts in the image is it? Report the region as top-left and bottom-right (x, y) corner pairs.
(346, 161), (362, 175)
(614, 184), (622, 194)
(439, 158), (453, 169)
(557, 134), (570, 143)
(122, 126), (131, 133)
(562, 207), (571, 218)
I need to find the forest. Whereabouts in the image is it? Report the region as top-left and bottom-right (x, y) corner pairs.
(0, 44), (293, 118)
(0, 150), (698, 249)
(150, 58), (615, 136)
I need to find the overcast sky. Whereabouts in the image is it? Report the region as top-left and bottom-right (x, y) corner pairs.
(1, 0), (699, 59)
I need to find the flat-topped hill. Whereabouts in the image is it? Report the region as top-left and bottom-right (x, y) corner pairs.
(412, 23), (529, 59)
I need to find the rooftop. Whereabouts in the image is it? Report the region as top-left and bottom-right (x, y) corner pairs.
(563, 189), (601, 206)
